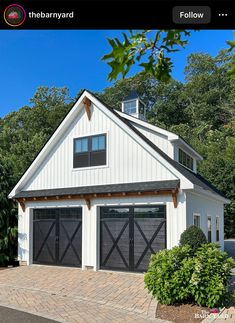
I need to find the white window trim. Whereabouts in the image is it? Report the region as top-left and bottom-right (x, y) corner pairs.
(72, 131), (109, 171)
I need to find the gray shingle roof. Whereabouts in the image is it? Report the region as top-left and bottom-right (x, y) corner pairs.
(13, 180), (180, 199)
(123, 91), (139, 101)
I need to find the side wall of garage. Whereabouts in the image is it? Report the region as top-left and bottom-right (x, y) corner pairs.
(186, 191), (224, 250)
(17, 190), (187, 269)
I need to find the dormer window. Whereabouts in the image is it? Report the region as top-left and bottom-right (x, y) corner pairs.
(179, 148), (193, 171)
(121, 91), (146, 120)
(74, 134), (106, 168)
(124, 100), (137, 115)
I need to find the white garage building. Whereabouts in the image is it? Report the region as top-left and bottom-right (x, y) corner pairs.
(9, 90), (229, 272)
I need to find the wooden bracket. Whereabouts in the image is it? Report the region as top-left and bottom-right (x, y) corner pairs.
(82, 96), (92, 120)
(19, 200), (26, 212)
(85, 198), (91, 210)
(172, 189), (178, 208)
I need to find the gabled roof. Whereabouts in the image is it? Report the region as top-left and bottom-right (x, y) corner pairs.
(123, 90), (140, 101)
(9, 89), (229, 203)
(14, 180), (180, 199)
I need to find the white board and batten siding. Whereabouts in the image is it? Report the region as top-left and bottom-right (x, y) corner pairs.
(131, 122), (174, 159)
(186, 191), (224, 249)
(23, 103), (177, 191)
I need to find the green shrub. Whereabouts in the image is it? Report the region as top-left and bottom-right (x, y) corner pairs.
(190, 243), (235, 308)
(180, 225), (207, 252)
(144, 243), (235, 308)
(144, 245), (195, 305)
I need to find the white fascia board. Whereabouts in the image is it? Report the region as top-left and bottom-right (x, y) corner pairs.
(8, 91), (89, 198)
(117, 110), (178, 139)
(185, 185), (230, 204)
(170, 138), (203, 161)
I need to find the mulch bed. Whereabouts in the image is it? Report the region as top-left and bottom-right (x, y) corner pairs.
(156, 303), (210, 323)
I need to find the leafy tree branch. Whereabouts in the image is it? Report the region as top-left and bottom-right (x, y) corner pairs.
(102, 30), (190, 81)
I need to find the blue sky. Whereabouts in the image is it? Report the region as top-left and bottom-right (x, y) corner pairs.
(0, 30), (233, 117)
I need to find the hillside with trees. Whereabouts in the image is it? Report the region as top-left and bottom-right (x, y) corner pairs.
(0, 49), (234, 240)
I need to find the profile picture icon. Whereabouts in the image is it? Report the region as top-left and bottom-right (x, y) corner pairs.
(4, 4), (26, 27)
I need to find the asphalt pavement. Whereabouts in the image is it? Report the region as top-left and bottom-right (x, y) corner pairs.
(0, 306), (58, 323)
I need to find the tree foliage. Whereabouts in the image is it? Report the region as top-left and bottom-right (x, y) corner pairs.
(0, 87), (72, 180)
(103, 30), (235, 81)
(0, 159), (17, 265)
(102, 30), (190, 81)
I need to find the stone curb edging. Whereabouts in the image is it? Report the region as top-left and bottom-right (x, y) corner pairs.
(147, 297), (158, 319)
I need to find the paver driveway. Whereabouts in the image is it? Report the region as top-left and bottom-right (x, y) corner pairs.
(0, 266), (165, 323)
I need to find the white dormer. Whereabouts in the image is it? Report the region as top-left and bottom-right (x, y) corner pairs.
(121, 91), (146, 120)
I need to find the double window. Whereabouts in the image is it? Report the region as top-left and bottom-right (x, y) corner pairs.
(74, 134), (106, 168)
(179, 148), (194, 171)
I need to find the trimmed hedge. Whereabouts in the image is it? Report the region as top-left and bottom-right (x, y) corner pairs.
(180, 225), (207, 252)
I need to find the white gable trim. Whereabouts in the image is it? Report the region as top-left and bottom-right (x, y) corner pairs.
(186, 186), (230, 204)
(9, 90), (194, 198)
(117, 110), (203, 160)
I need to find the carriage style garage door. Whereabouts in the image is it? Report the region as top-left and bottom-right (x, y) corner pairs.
(100, 205), (166, 272)
(33, 208), (82, 267)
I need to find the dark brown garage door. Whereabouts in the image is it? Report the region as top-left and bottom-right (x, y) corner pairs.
(33, 208), (82, 267)
(100, 205), (166, 272)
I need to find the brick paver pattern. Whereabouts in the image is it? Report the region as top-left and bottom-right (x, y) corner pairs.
(0, 266), (167, 323)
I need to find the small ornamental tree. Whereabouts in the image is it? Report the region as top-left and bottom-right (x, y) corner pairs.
(180, 225), (207, 252)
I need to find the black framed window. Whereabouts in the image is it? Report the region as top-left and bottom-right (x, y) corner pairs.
(74, 134), (106, 168)
(207, 216), (212, 242)
(179, 148), (194, 171)
(193, 214), (200, 228)
(216, 217), (220, 241)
